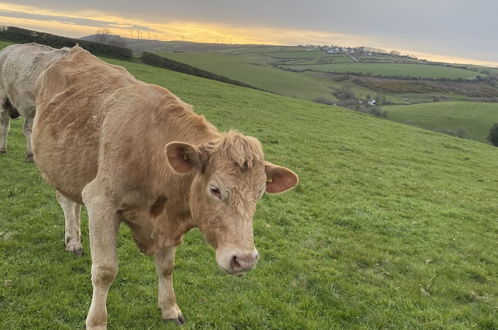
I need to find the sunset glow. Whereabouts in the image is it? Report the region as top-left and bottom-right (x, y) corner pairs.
(1, 2), (497, 67)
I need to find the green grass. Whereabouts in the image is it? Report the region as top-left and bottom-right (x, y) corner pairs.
(0, 40), (13, 49)
(291, 54), (354, 65)
(384, 102), (498, 143)
(264, 51), (322, 59)
(221, 45), (309, 54)
(2, 53), (498, 329)
(157, 51), (336, 102)
(155, 48), (494, 108)
(282, 63), (481, 79)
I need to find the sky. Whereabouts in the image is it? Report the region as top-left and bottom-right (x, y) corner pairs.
(1, 0), (497, 67)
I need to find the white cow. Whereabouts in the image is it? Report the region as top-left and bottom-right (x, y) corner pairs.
(0, 43), (69, 161)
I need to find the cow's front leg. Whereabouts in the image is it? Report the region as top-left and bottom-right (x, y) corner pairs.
(83, 183), (120, 330)
(23, 114), (34, 162)
(155, 247), (185, 324)
(0, 108), (10, 153)
(56, 191), (83, 255)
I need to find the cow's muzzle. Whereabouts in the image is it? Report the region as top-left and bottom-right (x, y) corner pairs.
(216, 247), (259, 276)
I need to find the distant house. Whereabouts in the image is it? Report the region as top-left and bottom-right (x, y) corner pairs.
(368, 100), (376, 106)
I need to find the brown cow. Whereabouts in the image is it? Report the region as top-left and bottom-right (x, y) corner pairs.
(32, 46), (298, 329)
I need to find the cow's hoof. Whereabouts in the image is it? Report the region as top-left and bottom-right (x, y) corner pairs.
(71, 248), (83, 256)
(0, 149), (6, 154)
(25, 153), (34, 162)
(66, 248), (83, 256)
(86, 325), (106, 330)
(165, 314), (185, 325)
(66, 245), (83, 256)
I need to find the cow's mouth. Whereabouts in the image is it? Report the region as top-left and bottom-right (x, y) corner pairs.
(215, 247), (259, 276)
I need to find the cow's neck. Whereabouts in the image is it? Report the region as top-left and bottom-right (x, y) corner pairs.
(130, 131), (217, 255)
(124, 106), (220, 254)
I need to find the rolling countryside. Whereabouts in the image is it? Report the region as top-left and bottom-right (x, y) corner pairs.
(1, 0), (498, 328)
(155, 50), (337, 102)
(1, 40), (498, 329)
(154, 45), (498, 144)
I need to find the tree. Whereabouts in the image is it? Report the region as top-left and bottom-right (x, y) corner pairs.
(374, 95), (386, 105)
(333, 87), (355, 100)
(488, 123), (498, 146)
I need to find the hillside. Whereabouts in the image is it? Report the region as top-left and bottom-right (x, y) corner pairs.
(156, 48), (498, 108)
(384, 102), (498, 143)
(154, 51), (335, 102)
(2, 48), (498, 328)
(0, 26), (132, 59)
(81, 34), (257, 53)
(281, 63), (481, 79)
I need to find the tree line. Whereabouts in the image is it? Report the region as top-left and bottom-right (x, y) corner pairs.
(0, 26), (132, 60)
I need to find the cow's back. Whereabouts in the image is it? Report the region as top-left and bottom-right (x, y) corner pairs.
(33, 46), (136, 203)
(0, 43), (69, 115)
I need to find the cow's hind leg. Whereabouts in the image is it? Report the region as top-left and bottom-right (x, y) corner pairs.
(155, 247), (185, 324)
(23, 111), (34, 162)
(83, 180), (120, 330)
(56, 191), (83, 256)
(0, 102), (10, 153)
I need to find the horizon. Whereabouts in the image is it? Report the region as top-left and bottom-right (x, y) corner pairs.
(1, 1), (498, 68)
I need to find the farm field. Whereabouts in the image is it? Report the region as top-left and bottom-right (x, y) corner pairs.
(2, 49), (498, 329)
(155, 46), (498, 110)
(157, 51), (336, 102)
(218, 46), (482, 80)
(280, 63), (482, 79)
(384, 102), (498, 143)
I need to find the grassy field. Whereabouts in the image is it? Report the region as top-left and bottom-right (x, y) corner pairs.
(263, 51), (322, 59)
(154, 47), (498, 111)
(0, 40), (13, 49)
(157, 51), (336, 102)
(2, 50), (498, 329)
(281, 63), (482, 79)
(218, 46), (482, 79)
(384, 102), (498, 143)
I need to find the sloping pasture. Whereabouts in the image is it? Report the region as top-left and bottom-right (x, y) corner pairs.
(385, 102), (498, 143)
(1, 52), (498, 329)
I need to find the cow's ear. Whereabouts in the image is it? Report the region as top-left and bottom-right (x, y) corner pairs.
(166, 142), (203, 174)
(265, 162), (299, 194)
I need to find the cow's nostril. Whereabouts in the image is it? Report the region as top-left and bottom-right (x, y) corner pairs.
(230, 255), (241, 271)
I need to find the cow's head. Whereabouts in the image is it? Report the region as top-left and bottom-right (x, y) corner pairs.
(166, 131), (298, 275)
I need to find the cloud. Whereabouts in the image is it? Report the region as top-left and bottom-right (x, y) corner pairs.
(0, 1), (497, 66)
(0, 8), (153, 31)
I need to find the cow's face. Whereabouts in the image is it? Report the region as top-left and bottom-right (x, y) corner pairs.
(166, 133), (298, 276)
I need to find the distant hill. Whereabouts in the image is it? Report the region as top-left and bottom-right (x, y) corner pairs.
(0, 26), (132, 59)
(152, 48), (498, 108)
(80, 34), (261, 53)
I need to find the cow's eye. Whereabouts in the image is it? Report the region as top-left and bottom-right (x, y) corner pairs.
(209, 186), (222, 200)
